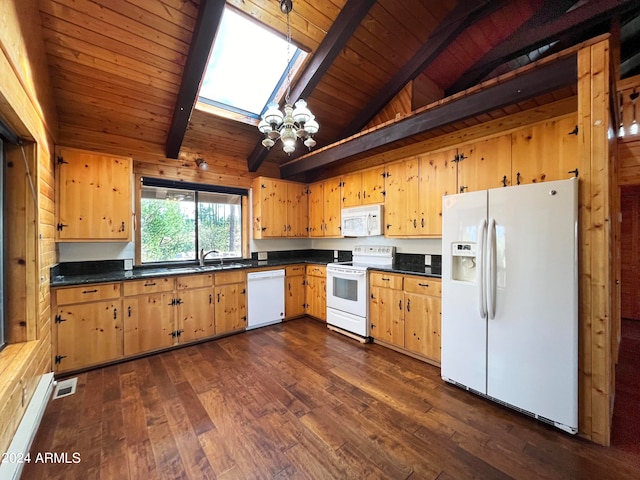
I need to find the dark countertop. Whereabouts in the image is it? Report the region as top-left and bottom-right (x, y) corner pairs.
(50, 256), (441, 288)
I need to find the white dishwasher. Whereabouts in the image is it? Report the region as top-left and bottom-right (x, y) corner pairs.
(247, 269), (285, 330)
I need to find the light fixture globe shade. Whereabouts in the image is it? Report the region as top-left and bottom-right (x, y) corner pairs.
(305, 116), (319, 135)
(263, 104), (284, 127)
(262, 137), (275, 149)
(304, 137), (316, 149)
(283, 144), (295, 154)
(293, 99), (312, 124)
(280, 126), (297, 147)
(258, 118), (272, 134)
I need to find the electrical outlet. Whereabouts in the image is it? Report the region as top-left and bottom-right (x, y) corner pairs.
(257, 251), (268, 260)
(333, 250), (338, 259)
(425, 254), (432, 266)
(124, 258), (133, 270)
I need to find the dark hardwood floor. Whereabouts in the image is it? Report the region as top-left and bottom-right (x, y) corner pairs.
(24, 318), (640, 479)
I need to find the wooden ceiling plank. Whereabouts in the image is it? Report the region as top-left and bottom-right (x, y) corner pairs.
(165, 0), (226, 159)
(280, 54), (577, 178)
(447, 0), (635, 94)
(342, 0), (505, 137)
(247, 0), (378, 172)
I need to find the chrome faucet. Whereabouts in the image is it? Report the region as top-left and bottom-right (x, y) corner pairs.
(199, 248), (220, 266)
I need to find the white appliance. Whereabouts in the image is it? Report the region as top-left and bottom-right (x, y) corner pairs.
(326, 245), (395, 340)
(441, 178), (578, 434)
(341, 204), (384, 237)
(247, 269), (285, 330)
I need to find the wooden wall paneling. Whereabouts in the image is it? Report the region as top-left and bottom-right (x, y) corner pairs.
(617, 140), (640, 185)
(620, 186), (640, 320)
(577, 39), (613, 446)
(0, 0), (57, 456)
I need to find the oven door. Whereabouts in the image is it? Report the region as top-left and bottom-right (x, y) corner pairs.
(326, 265), (367, 318)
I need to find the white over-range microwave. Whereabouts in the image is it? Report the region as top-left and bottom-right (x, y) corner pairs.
(341, 204), (384, 237)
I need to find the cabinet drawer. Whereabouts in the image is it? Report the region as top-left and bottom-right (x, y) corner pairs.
(306, 265), (326, 276)
(370, 272), (403, 289)
(286, 265), (306, 276)
(404, 276), (442, 296)
(123, 277), (173, 296)
(56, 283), (121, 305)
(215, 270), (246, 285)
(176, 273), (214, 290)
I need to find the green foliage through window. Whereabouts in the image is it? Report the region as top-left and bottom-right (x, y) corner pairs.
(140, 183), (242, 263)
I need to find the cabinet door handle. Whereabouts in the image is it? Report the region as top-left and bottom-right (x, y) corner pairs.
(516, 172), (521, 185)
(406, 299), (410, 312)
(502, 175), (507, 187)
(145, 282), (156, 287)
(421, 218), (424, 228)
(120, 221), (126, 232)
(217, 293), (221, 303)
(82, 289), (98, 294)
(382, 277), (390, 281)
(209, 294), (212, 304)
(418, 283), (429, 287)
(398, 300), (402, 310)
(113, 308), (117, 320)
(128, 306), (132, 317)
(413, 219), (417, 228)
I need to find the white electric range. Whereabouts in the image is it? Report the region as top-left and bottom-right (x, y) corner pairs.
(326, 245), (395, 341)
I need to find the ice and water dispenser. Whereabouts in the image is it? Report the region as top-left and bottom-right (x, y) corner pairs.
(451, 242), (477, 283)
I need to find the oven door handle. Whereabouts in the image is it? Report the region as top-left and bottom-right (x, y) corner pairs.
(327, 267), (366, 277)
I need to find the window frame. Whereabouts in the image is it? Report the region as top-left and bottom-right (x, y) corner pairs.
(135, 176), (250, 265)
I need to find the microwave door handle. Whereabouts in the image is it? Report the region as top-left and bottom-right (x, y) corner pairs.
(367, 213), (372, 234)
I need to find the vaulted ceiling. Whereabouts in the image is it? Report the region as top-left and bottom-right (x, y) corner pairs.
(39, 0), (640, 181)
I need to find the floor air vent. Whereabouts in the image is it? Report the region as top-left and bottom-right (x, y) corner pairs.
(53, 377), (77, 399)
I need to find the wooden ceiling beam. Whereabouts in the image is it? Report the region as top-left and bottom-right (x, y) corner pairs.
(247, 0), (377, 172)
(447, 0), (636, 95)
(165, 0), (226, 159)
(280, 54), (577, 178)
(342, 0), (506, 137)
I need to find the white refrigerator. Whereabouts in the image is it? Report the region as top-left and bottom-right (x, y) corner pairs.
(441, 177), (578, 434)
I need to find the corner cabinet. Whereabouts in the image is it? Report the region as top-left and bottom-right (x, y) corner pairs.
(56, 147), (132, 241)
(252, 177), (308, 238)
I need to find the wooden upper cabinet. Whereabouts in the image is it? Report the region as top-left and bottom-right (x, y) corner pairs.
(252, 177), (308, 238)
(287, 182), (309, 237)
(342, 166), (385, 207)
(384, 158), (419, 236)
(56, 147), (132, 241)
(457, 135), (512, 193)
(418, 149), (458, 236)
(308, 177), (342, 237)
(252, 177), (288, 238)
(511, 114), (579, 185)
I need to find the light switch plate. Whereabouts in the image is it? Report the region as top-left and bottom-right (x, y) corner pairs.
(257, 251), (268, 260)
(124, 258), (133, 270)
(424, 254), (432, 266)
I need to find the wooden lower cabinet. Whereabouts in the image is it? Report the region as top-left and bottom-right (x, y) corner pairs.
(214, 271), (247, 334)
(54, 283), (123, 372)
(305, 265), (326, 320)
(176, 274), (215, 342)
(285, 265), (306, 319)
(123, 292), (175, 356)
(369, 272), (442, 364)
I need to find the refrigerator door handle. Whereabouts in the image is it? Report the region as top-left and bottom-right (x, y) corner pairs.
(487, 218), (497, 319)
(477, 219), (487, 318)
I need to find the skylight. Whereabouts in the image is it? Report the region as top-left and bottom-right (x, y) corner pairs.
(199, 7), (306, 118)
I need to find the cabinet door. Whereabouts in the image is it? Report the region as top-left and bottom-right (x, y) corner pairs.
(511, 114), (579, 185)
(215, 282), (247, 334)
(123, 293), (175, 356)
(285, 274), (306, 319)
(287, 182), (309, 237)
(404, 292), (441, 362)
(178, 287), (215, 342)
(458, 135), (511, 193)
(370, 286), (404, 346)
(384, 159), (418, 236)
(323, 178), (342, 236)
(306, 275), (326, 320)
(57, 148), (132, 240)
(255, 178), (288, 237)
(361, 166), (385, 205)
(341, 172), (363, 207)
(418, 149), (457, 236)
(308, 181), (324, 237)
(56, 300), (123, 371)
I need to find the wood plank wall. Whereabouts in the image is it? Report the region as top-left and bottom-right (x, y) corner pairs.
(0, 0), (58, 454)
